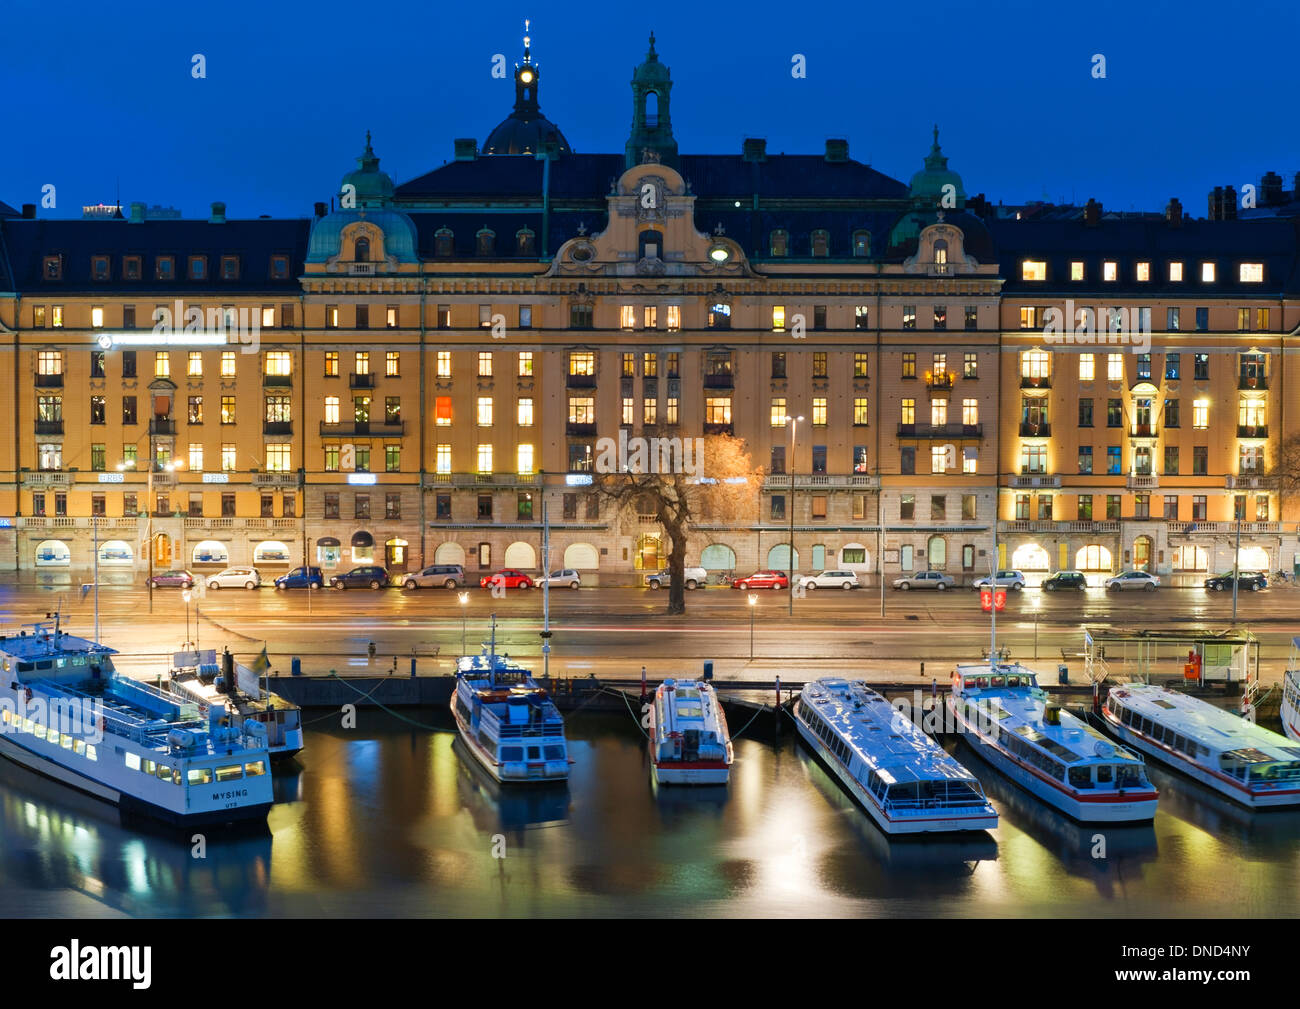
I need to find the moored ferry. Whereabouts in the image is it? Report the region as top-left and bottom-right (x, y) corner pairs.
(0, 620), (273, 827)
(165, 649), (304, 761)
(648, 678), (733, 785)
(1102, 683), (1300, 808)
(948, 662), (1157, 822)
(1281, 637), (1300, 744)
(451, 645), (569, 784)
(794, 678), (997, 834)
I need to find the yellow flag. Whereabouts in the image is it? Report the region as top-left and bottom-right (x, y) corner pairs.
(251, 647), (270, 674)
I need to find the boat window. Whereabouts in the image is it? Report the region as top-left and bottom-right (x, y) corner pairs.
(86, 745), (97, 762)
(1116, 764), (1143, 787)
(143, 759), (156, 775)
(500, 746), (523, 761)
(544, 745), (564, 760)
(157, 764), (171, 781)
(214, 764), (242, 782)
(245, 760), (266, 777)
(1140, 718), (1153, 735)
(977, 677), (989, 688)
(527, 746), (541, 760)
(33, 723), (46, 741)
(60, 733), (72, 749)
(72, 739), (84, 755)
(1068, 766), (1093, 789)
(1007, 676), (1020, 687)
(188, 767), (214, 785)
(991, 676), (1005, 686)
(125, 752), (141, 771)
(1096, 764), (1113, 783)
(173, 768), (182, 785)
(0, 710), (8, 726)
(964, 678), (976, 688)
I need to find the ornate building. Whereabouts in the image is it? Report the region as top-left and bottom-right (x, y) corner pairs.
(0, 31), (1297, 585)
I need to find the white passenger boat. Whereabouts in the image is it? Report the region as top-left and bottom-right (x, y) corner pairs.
(451, 641), (569, 784)
(1280, 637), (1300, 743)
(165, 649), (304, 760)
(0, 620), (273, 827)
(648, 678), (733, 785)
(794, 678), (997, 834)
(947, 662), (1158, 822)
(1102, 683), (1300, 808)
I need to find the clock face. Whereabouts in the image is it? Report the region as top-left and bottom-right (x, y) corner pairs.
(520, 70), (534, 83)
(709, 246), (730, 263)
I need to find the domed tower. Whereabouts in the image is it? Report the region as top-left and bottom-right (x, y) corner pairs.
(340, 131), (395, 208)
(625, 32), (677, 170)
(909, 125), (966, 209)
(483, 20), (572, 156)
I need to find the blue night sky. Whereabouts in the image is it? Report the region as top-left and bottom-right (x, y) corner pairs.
(6, 0), (1296, 219)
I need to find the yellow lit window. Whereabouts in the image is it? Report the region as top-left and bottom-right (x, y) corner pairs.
(1019, 306), (1039, 329)
(91, 306), (104, 328)
(324, 351), (338, 377)
(772, 305), (786, 331)
(1136, 261), (1150, 282)
(963, 449), (977, 474)
(37, 350), (63, 375)
(264, 351), (291, 376)
(1193, 400), (1209, 429)
(1070, 261), (1084, 281)
(1201, 262), (1216, 282)
(665, 306), (681, 331)
(517, 352), (533, 376)
(620, 305), (636, 330)
(476, 397), (493, 426)
(436, 351), (451, 377)
(901, 398), (915, 425)
(435, 396), (452, 426)
(962, 399), (978, 425)
(1103, 261), (1117, 281)
(1020, 349), (1050, 378)
(324, 397), (339, 424)
(517, 444), (534, 474)
(622, 397), (634, 425)
(930, 399), (947, 426)
(51, 306), (64, 327)
(386, 352), (399, 376)
(478, 351), (493, 377)
(931, 445), (949, 473)
(215, 351), (232, 378)
(812, 397), (827, 425)
(265, 444), (291, 472)
(1107, 353), (1123, 381)
(643, 353), (658, 377)
(568, 397), (594, 423)
(1238, 399), (1265, 427)
(705, 397), (732, 424)
(155, 352), (170, 378)
(1079, 354), (1095, 381)
(770, 398), (787, 427)
(187, 351), (203, 376)
(188, 444), (203, 471)
(262, 306), (275, 327)
(569, 352), (595, 376)
(644, 306), (658, 329)
(1022, 260), (1047, 281)
(854, 398), (869, 425)
(354, 351), (369, 375)
(1240, 263), (1264, 282)
(477, 444), (493, 474)
(436, 444), (451, 473)
(1169, 261), (1184, 282)
(517, 398), (533, 426)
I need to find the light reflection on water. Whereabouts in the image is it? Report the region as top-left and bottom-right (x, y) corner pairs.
(1, 712), (1299, 917)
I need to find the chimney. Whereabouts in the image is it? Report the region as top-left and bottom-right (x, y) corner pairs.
(741, 137), (767, 162)
(967, 193), (990, 218)
(208, 201), (227, 224)
(1222, 186), (1238, 220)
(1261, 171), (1284, 206)
(21, 203), (35, 219)
(129, 202), (146, 224)
(1208, 186), (1223, 220)
(824, 138), (848, 163)
(1165, 197), (1183, 227)
(453, 138), (477, 161)
(1083, 198), (1101, 227)
(314, 201), (327, 218)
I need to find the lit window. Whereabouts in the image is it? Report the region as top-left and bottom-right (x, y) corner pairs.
(930, 399), (947, 426)
(155, 352), (170, 378)
(644, 306), (658, 329)
(665, 306), (681, 331)
(265, 444), (291, 473)
(620, 305), (636, 330)
(188, 351), (203, 376)
(568, 352), (595, 376)
(354, 351), (369, 375)
(770, 398), (787, 427)
(1079, 354), (1095, 381)
(435, 396), (452, 426)
(900, 398), (915, 425)
(1240, 263), (1264, 282)
(1107, 353), (1123, 381)
(931, 446), (948, 473)
(962, 449), (977, 474)
(517, 399), (533, 426)
(772, 305), (786, 331)
(436, 444), (451, 474)
(517, 444), (534, 475)
(1019, 306), (1039, 329)
(262, 306), (275, 328)
(324, 351), (339, 376)
(812, 398), (827, 426)
(1020, 350), (1050, 379)
(476, 397), (493, 426)
(91, 306), (104, 328)
(1169, 262), (1184, 282)
(436, 351), (451, 377)
(221, 351), (236, 377)
(324, 397), (340, 424)
(477, 444), (493, 474)
(1201, 262), (1216, 283)
(962, 399), (978, 425)
(1136, 262), (1150, 282)
(1022, 260), (1047, 281)
(1070, 261), (1084, 281)
(222, 444), (236, 471)
(1193, 399), (1209, 429)
(188, 444), (203, 471)
(517, 352), (533, 376)
(622, 397), (634, 425)
(264, 351), (291, 376)
(478, 352), (493, 377)
(386, 352), (400, 377)
(1103, 261), (1117, 281)
(853, 398), (869, 425)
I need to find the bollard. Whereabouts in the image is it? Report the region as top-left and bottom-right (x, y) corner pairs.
(410, 657), (417, 678)
(640, 664), (647, 702)
(920, 661), (925, 676)
(291, 656), (301, 677)
(775, 674), (782, 734)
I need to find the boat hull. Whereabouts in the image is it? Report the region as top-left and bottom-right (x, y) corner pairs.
(1102, 709), (1300, 809)
(0, 735), (271, 827)
(651, 761), (730, 786)
(1282, 690), (1300, 745)
(948, 697), (1157, 823)
(794, 715), (997, 834)
(450, 694), (569, 785)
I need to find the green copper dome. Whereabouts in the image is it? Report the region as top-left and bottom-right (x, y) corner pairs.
(306, 208), (418, 264)
(340, 131), (395, 207)
(908, 126), (965, 209)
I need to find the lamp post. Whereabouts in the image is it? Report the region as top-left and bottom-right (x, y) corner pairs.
(748, 592), (758, 660)
(785, 414), (803, 616)
(181, 587), (192, 649)
(458, 591), (470, 656)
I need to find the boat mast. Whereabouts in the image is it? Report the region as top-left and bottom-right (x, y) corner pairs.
(489, 614), (497, 688)
(988, 539), (997, 670)
(541, 499), (551, 682)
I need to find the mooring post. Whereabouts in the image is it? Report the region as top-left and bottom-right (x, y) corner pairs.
(775, 674), (782, 733)
(640, 664), (647, 703)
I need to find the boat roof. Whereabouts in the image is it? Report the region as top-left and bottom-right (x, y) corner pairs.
(802, 678), (977, 786)
(0, 627), (117, 664)
(957, 662), (1142, 765)
(657, 679), (725, 734)
(1113, 683), (1300, 761)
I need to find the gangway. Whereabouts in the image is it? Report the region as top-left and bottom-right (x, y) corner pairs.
(1081, 625), (1258, 692)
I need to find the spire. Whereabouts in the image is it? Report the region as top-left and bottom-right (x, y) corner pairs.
(523, 18), (531, 64)
(357, 130), (380, 173)
(626, 32), (676, 169)
(647, 31), (657, 58)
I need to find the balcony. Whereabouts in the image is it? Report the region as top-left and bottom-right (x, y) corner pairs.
(703, 421), (734, 436)
(566, 373), (597, 389)
(421, 472), (540, 488)
(320, 420), (406, 437)
(763, 473), (881, 491)
(263, 421), (293, 436)
(148, 418), (176, 436)
(349, 373), (375, 389)
(1237, 424), (1268, 439)
(1020, 374), (1051, 390)
(1226, 474), (1267, 489)
(1168, 521), (1281, 535)
(565, 421), (597, 437)
(1128, 423), (1158, 439)
(34, 419), (64, 435)
(1238, 374), (1268, 391)
(1126, 474), (1160, 490)
(262, 373), (293, 388)
(925, 372), (955, 392)
(998, 519), (1120, 534)
(253, 472), (299, 487)
(1011, 474), (1061, 488)
(897, 422), (983, 439)
(1019, 422), (1051, 438)
(703, 373), (735, 390)
(34, 373), (64, 388)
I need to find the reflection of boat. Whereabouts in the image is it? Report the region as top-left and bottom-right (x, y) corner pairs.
(1143, 761), (1300, 842)
(163, 649), (304, 761)
(0, 757), (272, 916)
(1103, 683), (1300, 808)
(452, 737), (569, 832)
(795, 678), (997, 834)
(0, 619), (273, 827)
(948, 662), (1157, 822)
(960, 740), (1157, 878)
(648, 679), (733, 785)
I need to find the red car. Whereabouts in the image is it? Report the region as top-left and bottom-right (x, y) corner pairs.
(479, 568), (534, 590)
(732, 570), (789, 590)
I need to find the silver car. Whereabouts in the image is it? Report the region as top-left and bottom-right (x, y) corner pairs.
(537, 569), (582, 589)
(206, 566), (261, 590)
(973, 569), (1027, 591)
(1105, 570), (1159, 591)
(892, 571), (955, 591)
(797, 570), (861, 591)
(400, 564), (466, 590)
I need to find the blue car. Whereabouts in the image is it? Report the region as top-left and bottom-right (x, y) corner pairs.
(274, 566), (324, 590)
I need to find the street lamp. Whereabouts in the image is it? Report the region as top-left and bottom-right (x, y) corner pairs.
(181, 587), (192, 649)
(748, 592), (758, 660)
(458, 591), (470, 656)
(785, 415), (804, 616)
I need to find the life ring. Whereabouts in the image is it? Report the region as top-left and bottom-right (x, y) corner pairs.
(24, 687), (32, 704)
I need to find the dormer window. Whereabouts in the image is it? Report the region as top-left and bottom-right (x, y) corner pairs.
(354, 237), (370, 262)
(1102, 261), (1117, 281)
(189, 256), (207, 280)
(1169, 261), (1184, 282)
(434, 229), (454, 257)
(933, 239), (948, 267)
(1070, 261), (1084, 281)
(852, 230), (870, 257)
(270, 255), (289, 279)
(1201, 262), (1216, 283)
(476, 229), (496, 256)
(124, 255), (142, 280)
(811, 230), (829, 257)
(43, 255), (62, 280)
(1135, 261), (1150, 281)
(221, 255), (240, 280)
(1021, 260), (1047, 281)
(156, 256), (175, 281)
(92, 256), (110, 281)
(516, 229), (536, 256)
(769, 230), (788, 257)
(1240, 263), (1264, 282)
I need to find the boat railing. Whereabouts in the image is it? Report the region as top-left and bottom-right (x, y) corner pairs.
(885, 796), (991, 812)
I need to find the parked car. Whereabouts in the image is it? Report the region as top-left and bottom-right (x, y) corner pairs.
(892, 571), (955, 591)
(206, 567), (261, 590)
(1042, 570), (1087, 591)
(1204, 571), (1267, 592)
(537, 569), (582, 589)
(148, 570), (194, 588)
(973, 569), (1027, 591)
(330, 565), (390, 590)
(479, 569), (534, 590)
(400, 564), (466, 590)
(797, 570), (860, 591)
(1105, 570), (1159, 591)
(731, 570), (789, 590)
(644, 567), (707, 590)
(275, 566), (324, 590)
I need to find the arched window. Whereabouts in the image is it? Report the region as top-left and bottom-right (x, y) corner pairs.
(852, 230), (871, 257)
(354, 237), (370, 262)
(934, 239), (949, 267)
(927, 535), (947, 570)
(516, 229), (536, 256)
(811, 230), (830, 257)
(769, 230), (788, 257)
(476, 229), (496, 256)
(708, 303), (731, 329)
(434, 229), (454, 257)
(639, 229), (663, 261)
(645, 90), (659, 127)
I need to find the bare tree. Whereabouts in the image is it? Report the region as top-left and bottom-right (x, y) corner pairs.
(1269, 434), (1300, 506)
(594, 434), (761, 614)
